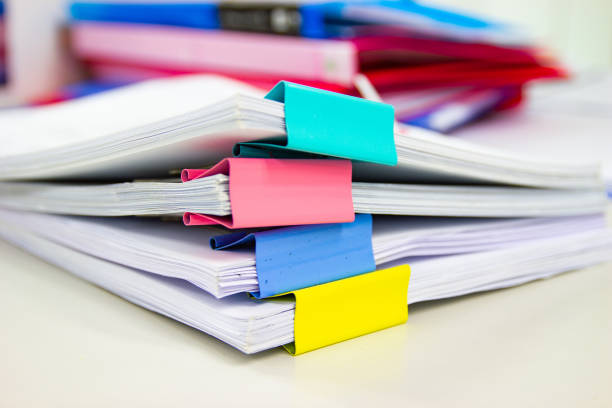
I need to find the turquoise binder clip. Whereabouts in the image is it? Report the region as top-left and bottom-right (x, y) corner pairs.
(234, 81), (397, 166)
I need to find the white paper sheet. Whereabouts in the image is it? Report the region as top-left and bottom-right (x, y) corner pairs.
(0, 74), (603, 188)
(0, 208), (606, 298)
(454, 73), (612, 182)
(0, 75), (265, 156)
(0, 177), (606, 218)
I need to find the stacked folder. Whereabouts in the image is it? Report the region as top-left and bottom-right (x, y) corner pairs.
(65, 0), (565, 132)
(1, 74), (611, 354)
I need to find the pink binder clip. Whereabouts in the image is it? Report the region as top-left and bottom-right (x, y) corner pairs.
(181, 158), (354, 229)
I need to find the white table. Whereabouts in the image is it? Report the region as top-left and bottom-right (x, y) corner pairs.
(1, 237), (610, 407)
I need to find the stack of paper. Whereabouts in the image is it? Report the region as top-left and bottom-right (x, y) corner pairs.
(0, 74), (610, 355)
(64, 0), (565, 132)
(0, 76), (600, 187)
(1, 210), (610, 354)
(453, 73), (612, 196)
(0, 209), (606, 298)
(0, 177), (605, 218)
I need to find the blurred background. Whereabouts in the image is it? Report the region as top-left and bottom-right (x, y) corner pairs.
(434, 0), (612, 71)
(0, 0), (610, 107)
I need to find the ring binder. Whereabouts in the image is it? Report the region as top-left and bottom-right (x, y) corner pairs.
(284, 264), (411, 355)
(182, 158), (354, 229)
(211, 214), (375, 298)
(235, 81), (398, 166)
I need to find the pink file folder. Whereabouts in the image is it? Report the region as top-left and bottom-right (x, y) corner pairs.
(72, 22), (359, 87)
(71, 22), (561, 91)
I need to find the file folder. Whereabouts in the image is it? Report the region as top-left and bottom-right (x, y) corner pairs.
(70, 1), (527, 44)
(70, 2), (220, 29)
(67, 1), (563, 132)
(71, 23), (563, 90)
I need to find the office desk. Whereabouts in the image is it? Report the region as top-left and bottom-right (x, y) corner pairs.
(0, 237), (610, 407)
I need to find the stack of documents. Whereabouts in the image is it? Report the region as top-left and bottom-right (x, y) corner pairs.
(1, 210), (610, 354)
(453, 73), (612, 197)
(66, 0), (565, 132)
(0, 177), (604, 218)
(1, 74), (610, 354)
(1, 210), (607, 299)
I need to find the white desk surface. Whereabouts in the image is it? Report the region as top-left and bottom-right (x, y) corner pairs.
(1, 237), (611, 407)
